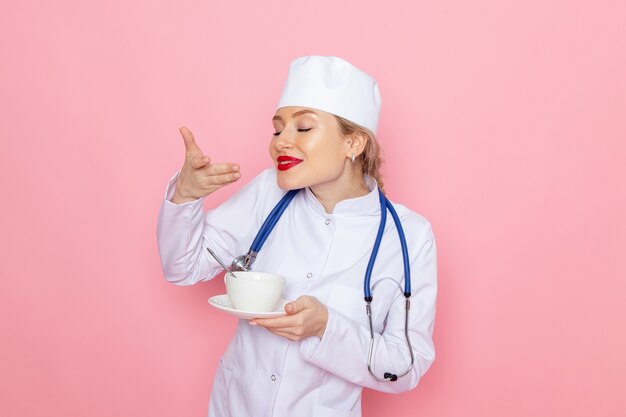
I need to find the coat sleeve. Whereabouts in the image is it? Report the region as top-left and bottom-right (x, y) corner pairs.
(156, 169), (276, 286)
(300, 221), (437, 393)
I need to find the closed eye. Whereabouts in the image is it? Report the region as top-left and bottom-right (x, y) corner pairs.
(273, 128), (312, 136)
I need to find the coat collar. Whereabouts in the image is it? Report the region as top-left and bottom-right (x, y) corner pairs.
(302, 175), (381, 218)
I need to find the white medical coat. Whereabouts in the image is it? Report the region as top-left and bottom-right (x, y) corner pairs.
(156, 168), (437, 417)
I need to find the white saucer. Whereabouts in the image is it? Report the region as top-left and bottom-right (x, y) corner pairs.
(208, 294), (288, 319)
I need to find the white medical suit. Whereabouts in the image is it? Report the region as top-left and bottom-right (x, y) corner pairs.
(156, 168), (437, 417)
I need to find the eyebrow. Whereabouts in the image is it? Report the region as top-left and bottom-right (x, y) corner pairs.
(272, 109), (318, 121)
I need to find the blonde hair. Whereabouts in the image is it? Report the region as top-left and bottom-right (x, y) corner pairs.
(334, 115), (385, 193)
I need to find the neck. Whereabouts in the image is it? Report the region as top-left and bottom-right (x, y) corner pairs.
(309, 166), (370, 214)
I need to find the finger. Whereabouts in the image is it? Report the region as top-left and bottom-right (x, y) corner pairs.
(253, 323), (303, 339)
(285, 296), (313, 315)
(200, 172), (241, 189)
(201, 163), (240, 175)
(179, 126), (204, 155)
(251, 314), (304, 329)
(285, 301), (304, 315)
(190, 155), (210, 169)
(198, 178), (240, 197)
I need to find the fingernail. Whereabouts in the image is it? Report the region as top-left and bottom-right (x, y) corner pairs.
(203, 156), (209, 162)
(249, 321), (257, 326)
(234, 172), (240, 178)
(233, 165), (240, 171)
(285, 304), (292, 313)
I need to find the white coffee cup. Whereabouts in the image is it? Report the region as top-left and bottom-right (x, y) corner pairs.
(225, 271), (286, 312)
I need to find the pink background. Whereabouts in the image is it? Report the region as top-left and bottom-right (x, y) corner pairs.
(1, 0), (625, 416)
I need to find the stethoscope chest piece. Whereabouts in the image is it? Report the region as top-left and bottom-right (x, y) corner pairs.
(231, 251), (257, 271)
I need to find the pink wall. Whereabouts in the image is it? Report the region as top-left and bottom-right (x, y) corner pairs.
(1, 0), (624, 416)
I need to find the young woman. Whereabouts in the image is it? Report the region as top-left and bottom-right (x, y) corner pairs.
(157, 56), (437, 417)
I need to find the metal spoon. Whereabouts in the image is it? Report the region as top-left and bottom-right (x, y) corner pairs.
(206, 246), (239, 280)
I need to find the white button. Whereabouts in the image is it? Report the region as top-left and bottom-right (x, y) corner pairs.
(325, 219), (331, 225)
(271, 374), (277, 381)
(306, 273), (313, 279)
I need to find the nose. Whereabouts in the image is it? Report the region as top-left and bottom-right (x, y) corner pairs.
(273, 129), (294, 150)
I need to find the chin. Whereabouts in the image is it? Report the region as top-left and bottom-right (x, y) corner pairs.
(276, 172), (307, 191)
(276, 178), (301, 191)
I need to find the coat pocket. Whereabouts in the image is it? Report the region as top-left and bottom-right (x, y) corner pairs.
(208, 358), (233, 417)
(313, 403), (359, 417)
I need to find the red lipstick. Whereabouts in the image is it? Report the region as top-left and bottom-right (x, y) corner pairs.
(277, 156), (303, 171)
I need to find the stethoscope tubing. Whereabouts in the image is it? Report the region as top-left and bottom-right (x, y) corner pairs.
(363, 189), (388, 300)
(234, 186), (415, 382)
(364, 190), (411, 300)
(250, 189), (299, 253)
(384, 195), (412, 298)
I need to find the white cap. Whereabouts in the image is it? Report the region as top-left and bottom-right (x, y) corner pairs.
(276, 56), (382, 134)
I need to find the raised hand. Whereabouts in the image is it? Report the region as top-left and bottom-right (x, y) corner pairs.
(170, 126), (241, 204)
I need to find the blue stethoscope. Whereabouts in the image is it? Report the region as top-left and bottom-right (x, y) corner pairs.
(230, 188), (414, 382)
